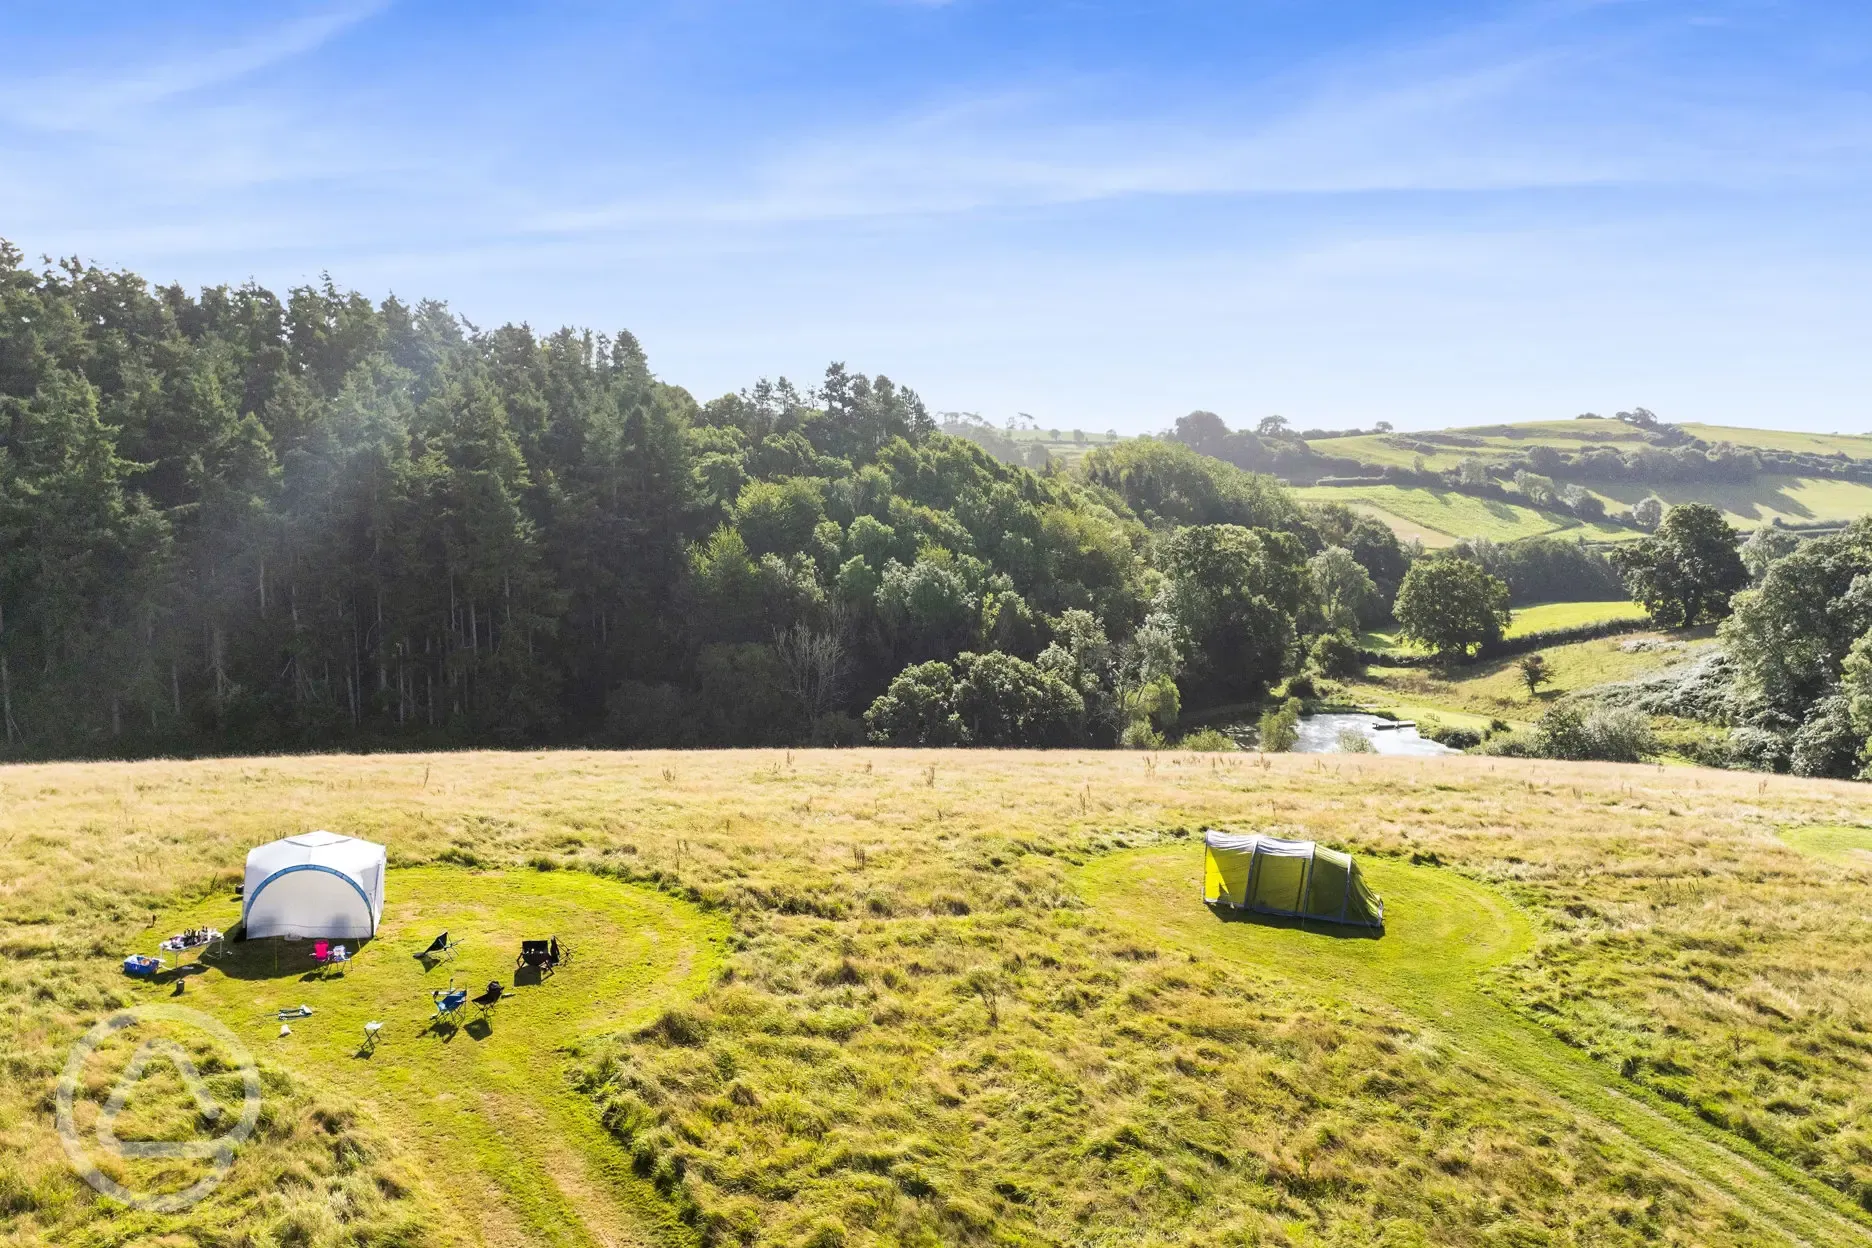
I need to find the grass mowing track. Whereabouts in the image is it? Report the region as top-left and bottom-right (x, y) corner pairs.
(146, 867), (726, 1247)
(1078, 846), (1872, 1247)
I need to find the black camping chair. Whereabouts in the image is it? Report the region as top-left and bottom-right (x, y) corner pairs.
(417, 931), (460, 962)
(470, 980), (505, 1015)
(517, 938), (560, 975)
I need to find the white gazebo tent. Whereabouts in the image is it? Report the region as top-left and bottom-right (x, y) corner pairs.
(242, 831), (386, 940)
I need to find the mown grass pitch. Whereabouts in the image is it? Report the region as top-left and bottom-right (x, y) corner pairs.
(1779, 824), (1872, 866)
(149, 867), (723, 1248)
(1082, 847), (1871, 1247)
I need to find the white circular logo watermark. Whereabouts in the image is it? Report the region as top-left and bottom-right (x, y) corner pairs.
(56, 1004), (262, 1212)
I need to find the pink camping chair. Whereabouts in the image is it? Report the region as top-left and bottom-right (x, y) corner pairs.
(313, 940), (332, 966)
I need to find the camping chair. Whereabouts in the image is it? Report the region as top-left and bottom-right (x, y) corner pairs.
(418, 931), (460, 962)
(312, 940), (332, 965)
(470, 980), (506, 1016)
(432, 982), (469, 1023)
(518, 939), (557, 975)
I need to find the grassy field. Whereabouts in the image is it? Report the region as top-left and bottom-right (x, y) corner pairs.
(1342, 628), (1714, 722)
(1335, 499), (1462, 548)
(1309, 476), (1872, 548)
(1585, 475), (1872, 531)
(1306, 417), (1658, 471)
(1778, 824), (1872, 867)
(1084, 848), (1869, 1247)
(1311, 419), (1872, 469)
(7, 749), (1872, 1246)
(1362, 601), (1648, 655)
(1507, 599), (1647, 635)
(1679, 425), (1872, 460)
(1303, 434), (1474, 471)
(1008, 427), (1125, 465)
(1290, 485), (1631, 544)
(1303, 420), (1872, 540)
(138, 868), (720, 1248)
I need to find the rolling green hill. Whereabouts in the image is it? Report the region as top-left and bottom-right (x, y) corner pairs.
(1290, 483), (1637, 545)
(1296, 418), (1872, 546)
(1582, 474), (1872, 530)
(1677, 424), (1872, 460)
(1306, 416), (1657, 470)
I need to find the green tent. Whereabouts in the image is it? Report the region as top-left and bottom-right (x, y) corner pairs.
(1203, 831), (1383, 928)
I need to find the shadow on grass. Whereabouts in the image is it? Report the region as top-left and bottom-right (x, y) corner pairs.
(1205, 903), (1384, 941)
(150, 962), (212, 986)
(203, 935), (376, 981)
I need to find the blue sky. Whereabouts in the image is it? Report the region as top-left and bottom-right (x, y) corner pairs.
(1, 1), (1868, 433)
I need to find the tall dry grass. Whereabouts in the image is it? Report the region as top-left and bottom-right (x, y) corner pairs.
(3, 749), (1870, 1245)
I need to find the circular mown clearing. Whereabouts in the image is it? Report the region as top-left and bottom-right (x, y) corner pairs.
(138, 867), (727, 1248)
(1778, 824), (1872, 867)
(1077, 842), (1872, 1247)
(1078, 844), (1531, 1006)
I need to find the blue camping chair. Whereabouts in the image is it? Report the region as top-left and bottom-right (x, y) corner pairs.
(431, 981), (469, 1023)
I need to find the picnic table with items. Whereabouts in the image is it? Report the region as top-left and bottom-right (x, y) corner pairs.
(160, 926), (222, 952)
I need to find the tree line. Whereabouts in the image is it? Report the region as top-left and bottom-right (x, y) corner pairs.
(3, 244), (1438, 757)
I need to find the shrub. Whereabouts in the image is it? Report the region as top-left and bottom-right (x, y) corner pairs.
(1308, 629), (1365, 678)
(1281, 671), (1318, 700)
(1428, 725), (1482, 750)
(865, 652), (1084, 746)
(1120, 721), (1167, 749)
(1335, 727), (1374, 753)
(1532, 702), (1656, 763)
(1178, 728), (1238, 752)
(1257, 698), (1303, 752)
(1590, 650), (1736, 721)
(1726, 726), (1790, 772)
(1476, 729), (1537, 757)
(1789, 694), (1859, 778)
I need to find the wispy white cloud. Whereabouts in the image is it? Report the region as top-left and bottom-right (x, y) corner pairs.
(0, 1), (388, 134)
(528, 3), (1872, 234)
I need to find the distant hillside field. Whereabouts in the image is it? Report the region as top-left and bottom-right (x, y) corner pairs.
(1306, 416), (1657, 470)
(1310, 418), (1872, 469)
(1290, 483), (1633, 544)
(1361, 600), (1648, 656)
(1583, 474), (1872, 531)
(1345, 627), (1719, 723)
(1677, 424), (1872, 460)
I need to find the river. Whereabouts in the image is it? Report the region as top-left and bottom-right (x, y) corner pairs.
(1221, 711), (1457, 756)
